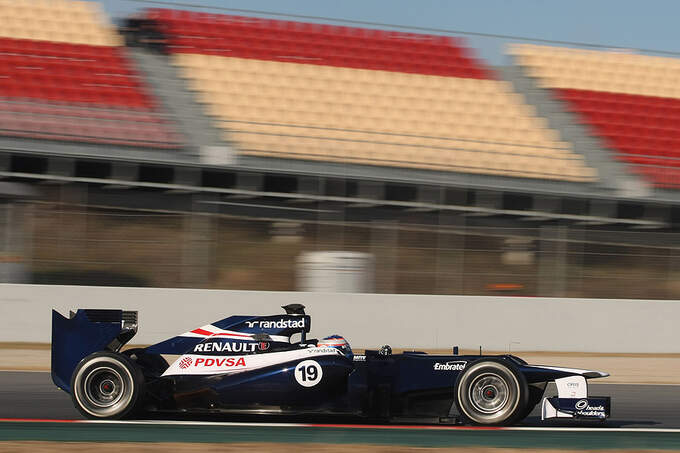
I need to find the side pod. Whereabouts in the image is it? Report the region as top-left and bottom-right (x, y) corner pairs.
(51, 309), (138, 393)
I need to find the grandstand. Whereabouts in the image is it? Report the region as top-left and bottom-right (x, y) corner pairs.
(149, 8), (595, 183)
(0, 0), (181, 149)
(0, 1), (679, 297)
(510, 44), (680, 189)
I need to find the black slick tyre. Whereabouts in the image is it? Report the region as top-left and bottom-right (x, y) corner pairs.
(454, 359), (528, 426)
(70, 351), (145, 419)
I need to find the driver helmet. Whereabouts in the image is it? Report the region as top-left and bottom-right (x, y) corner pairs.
(318, 335), (352, 358)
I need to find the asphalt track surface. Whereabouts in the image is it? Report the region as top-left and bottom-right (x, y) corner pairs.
(1, 371), (679, 428)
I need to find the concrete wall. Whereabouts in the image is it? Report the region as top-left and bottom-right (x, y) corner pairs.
(1, 284), (678, 353)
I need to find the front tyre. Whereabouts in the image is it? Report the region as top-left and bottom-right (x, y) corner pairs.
(70, 351), (145, 419)
(454, 359), (528, 426)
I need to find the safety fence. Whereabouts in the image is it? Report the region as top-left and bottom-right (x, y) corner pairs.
(1, 202), (678, 300)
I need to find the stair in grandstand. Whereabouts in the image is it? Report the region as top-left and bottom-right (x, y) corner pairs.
(509, 44), (680, 192)
(126, 47), (235, 163)
(498, 64), (649, 197)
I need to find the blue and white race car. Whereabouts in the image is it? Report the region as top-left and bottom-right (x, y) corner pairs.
(51, 304), (610, 425)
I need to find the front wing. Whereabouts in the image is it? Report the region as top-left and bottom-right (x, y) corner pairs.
(540, 375), (611, 420)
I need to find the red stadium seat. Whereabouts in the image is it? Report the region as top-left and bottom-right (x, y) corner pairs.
(0, 25), (179, 148)
(0, 37), (154, 110)
(551, 88), (680, 187)
(148, 8), (490, 79)
(0, 99), (181, 149)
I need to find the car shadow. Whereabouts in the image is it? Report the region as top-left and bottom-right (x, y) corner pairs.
(521, 415), (661, 428)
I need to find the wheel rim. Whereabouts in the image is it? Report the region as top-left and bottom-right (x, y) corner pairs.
(74, 358), (135, 418)
(83, 367), (124, 408)
(469, 373), (509, 414)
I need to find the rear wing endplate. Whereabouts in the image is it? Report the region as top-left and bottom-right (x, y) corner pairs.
(51, 309), (137, 393)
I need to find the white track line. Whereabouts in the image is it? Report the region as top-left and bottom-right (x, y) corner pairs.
(82, 420), (305, 428)
(509, 427), (680, 433)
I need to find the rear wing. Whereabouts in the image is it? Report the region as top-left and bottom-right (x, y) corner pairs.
(51, 309), (138, 393)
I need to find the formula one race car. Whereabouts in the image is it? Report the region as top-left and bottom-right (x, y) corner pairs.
(51, 305), (611, 425)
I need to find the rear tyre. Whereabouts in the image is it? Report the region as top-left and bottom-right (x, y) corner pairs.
(70, 351), (145, 419)
(454, 359), (528, 426)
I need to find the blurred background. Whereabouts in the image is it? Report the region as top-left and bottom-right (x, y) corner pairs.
(1, 0), (680, 299)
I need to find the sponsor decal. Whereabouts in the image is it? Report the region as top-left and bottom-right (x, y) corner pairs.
(574, 399), (606, 418)
(575, 399), (588, 410)
(576, 407), (606, 417)
(309, 348), (338, 354)
(433, 361), (467, 371)
(258, 341), (270, 351)
(245, 319), (306, 329)
(193, 342), (257, 353)
(193, 357), (246, 368)
(179, 357), (192, 369)
(353, 355), (366, 362)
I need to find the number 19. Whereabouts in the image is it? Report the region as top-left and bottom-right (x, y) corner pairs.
(300, 364), (317, 381)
